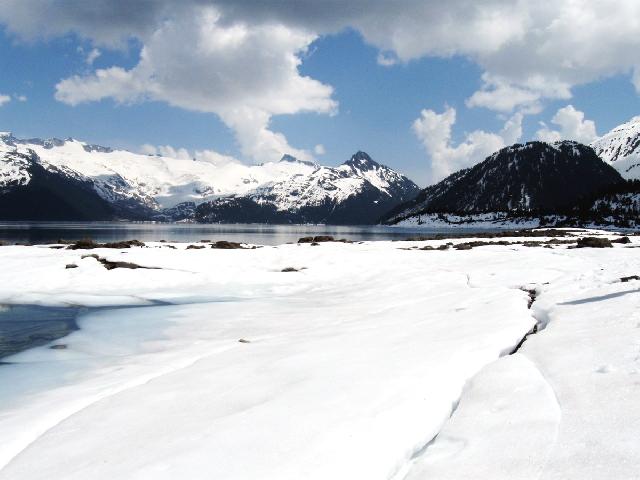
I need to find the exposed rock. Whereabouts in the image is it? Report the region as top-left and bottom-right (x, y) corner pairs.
(99, 259), (154, 270)
(612, 236), (631, 244)
(238, 338), (251, 344)
(312, 235), (335, 243)
(186, 245), (206, 250)
(575, 237), (613, 248)
(49, 344), (68, 350)
(65, 264), (78, 269)
(68, 239), (145, 250)
(211, 240), (245, 249)
(102, 240), (145, 249)
(68, 239), (99, 250)
(620, 275), (640, 282)
(81, 253), (157, 270)
(281, 267), (299, 272)
(298, 236), (349, 244)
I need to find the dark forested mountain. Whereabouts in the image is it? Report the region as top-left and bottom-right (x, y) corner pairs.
(383, 141), (624, 224)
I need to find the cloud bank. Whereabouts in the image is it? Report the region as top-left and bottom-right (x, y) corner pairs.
(1, 0), (639, 168)
(536, 105), (598, 144)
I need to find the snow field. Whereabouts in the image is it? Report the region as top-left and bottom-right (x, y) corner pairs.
(0, 232), (637, 478)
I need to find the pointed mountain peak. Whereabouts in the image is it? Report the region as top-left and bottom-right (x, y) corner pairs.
(344, 151), (380, 170)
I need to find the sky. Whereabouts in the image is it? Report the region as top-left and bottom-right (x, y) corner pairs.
(1, 1), (640, 186)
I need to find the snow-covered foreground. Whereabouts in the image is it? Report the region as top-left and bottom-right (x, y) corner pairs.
(0, 232), (638, 479)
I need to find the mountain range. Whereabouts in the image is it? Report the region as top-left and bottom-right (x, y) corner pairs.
(2, 115), (640, 226)
(0, 133), (419, 223)
(382, 116), (640, 227)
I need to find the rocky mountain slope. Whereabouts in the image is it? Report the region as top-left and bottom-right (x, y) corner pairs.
(591, 116), (640, 180)
(0, 133), (419, 223)
(196, 152), (421, 224)
(0, 139), (115, 220)
(383, 141), (624, 224)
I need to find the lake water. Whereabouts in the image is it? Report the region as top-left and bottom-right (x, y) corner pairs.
(0, 222), (476, 245)
(0, 304), (82, 359)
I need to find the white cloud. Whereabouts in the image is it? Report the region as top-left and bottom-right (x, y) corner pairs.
(15, 94), (27, 102)
(376, 52), (397, 67)
(412, 106), (523, 182)
(536, 105), (598, 144)
(139, 143), (239, 166)
(139, 144), (157, 156)
(314, 144), (326, 155)
(213, 1), (640, 112)
(3, 0), (640, 156)
(0, 94), (10, 106)
(85, 47), (101, 65)
(53, 7), (335, 164)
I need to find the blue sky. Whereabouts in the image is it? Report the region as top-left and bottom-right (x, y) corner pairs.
(1, 1), (640, 186)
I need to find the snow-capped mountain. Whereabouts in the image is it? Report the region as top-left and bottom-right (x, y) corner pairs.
(196, 151), (421, 224)
(0, 138), (114, 220)
(382, 141), (623, 224)
(0, 133), (419, 223)
(590, 116), (640, 180)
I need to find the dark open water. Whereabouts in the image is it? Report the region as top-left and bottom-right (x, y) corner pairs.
(0, 221), (475, 246)
(0, 305), (82, 359)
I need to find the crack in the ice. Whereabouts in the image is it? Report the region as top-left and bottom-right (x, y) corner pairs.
(392, 282), (549, 480)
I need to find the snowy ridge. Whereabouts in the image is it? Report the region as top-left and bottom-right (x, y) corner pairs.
(250, 152), (415, 211)
(0, 134), (418, 222)
(1, 133), (315, 209)
(591, 115), (640, 180)
(196, 151), (420, 224)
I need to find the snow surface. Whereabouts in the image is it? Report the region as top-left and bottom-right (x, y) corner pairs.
(0, 232), (638, 479)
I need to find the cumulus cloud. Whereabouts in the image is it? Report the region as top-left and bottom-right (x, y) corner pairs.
(536, 105), (598, 144)
(0, 94), (10, 106)
(210, 1), (640, 112)
(53, 6), (335, 164)
(2, 0), (640, 156)
(412, 106), (523, 182)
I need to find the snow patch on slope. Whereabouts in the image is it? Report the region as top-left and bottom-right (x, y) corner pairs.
(591, 115), (640, 180)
